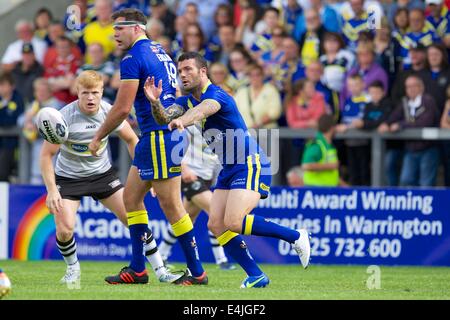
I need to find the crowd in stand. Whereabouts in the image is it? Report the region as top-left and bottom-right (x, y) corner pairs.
(0, 0), (449, 187)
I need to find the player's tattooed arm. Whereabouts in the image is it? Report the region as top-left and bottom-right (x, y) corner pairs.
(171, 99), (221, 129)
(150, 99), (186, 125)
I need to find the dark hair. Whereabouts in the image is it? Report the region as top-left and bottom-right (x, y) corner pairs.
(426, 43), (449, 70)
(178, 52), (208, 70)
(111, 8), (147, 24)
(369, 80), (385, 90)
(0, 72), (15, 86)
(264, 6), (280, 16)
(214, 3), (233, 26)
(182, 22), (205, 50)
(318, 114), (336, 133)
(323, 32), (345, 50)
(34, 7), (53, 27)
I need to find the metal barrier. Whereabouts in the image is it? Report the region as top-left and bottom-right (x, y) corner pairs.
(2, 127), (450, 186)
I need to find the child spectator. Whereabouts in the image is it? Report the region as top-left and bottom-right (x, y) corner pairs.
(337, 74), (371, 186)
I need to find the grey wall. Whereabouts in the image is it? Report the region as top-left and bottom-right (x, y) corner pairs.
(0, 0), (72, 56)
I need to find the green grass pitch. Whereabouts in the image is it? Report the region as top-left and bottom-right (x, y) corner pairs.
(1, 260), (450, 300)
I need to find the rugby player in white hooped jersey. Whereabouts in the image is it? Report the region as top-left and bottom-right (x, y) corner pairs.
(40, 70), (180, 284)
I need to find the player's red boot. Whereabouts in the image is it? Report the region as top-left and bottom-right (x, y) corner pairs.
(105, 266), (148, 284)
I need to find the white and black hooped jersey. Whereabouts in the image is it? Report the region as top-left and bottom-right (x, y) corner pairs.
(55, 100), (124, 179)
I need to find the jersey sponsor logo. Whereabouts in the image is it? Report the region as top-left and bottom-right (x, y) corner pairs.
(150, 46), (159, 53)
(85, 124), (97, 129)
(169, 166), (181, 173)
(231, 178), (246, 186)
(71, 144), (89, 152)
(122, 54), (132, 61)
(260, 183), (270, 192)
(108, 179), (121, 189)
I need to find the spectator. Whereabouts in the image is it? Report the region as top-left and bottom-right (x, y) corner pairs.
(399, 8), (440, 69)
(425, 0), (450, 47)
(259, 26), (286, 79)
(21, 78), (63, 184)
(374, 18), (398, 89)
(298, 9), (328, 67)
(44, 36), (80, 104)
(0, 73), (24, 182)
(341, 42), (388, 109)
(392, 7), (410, 41)
(337, 74), (371, 186)
(177, 0), (227, 40)
(341, 0), (372, 51)
(391, 43), (428, 106)
(146, 17), (164, 41)
(286, 166), (304, 187)
(386, 0), (424, 29)
(286, 79), (327, 129)
(209, 62), (234, 95)
(422, 43), (450, 113)
(83, 0), (115, 63)
(171, 15), (188, 56)
(320, 32), (355, 94)
(353, 80), (393, 131)
(44, 21), (83, 67)
(293, 0), (340, 41)
(234, 64), (282, 129)
(228, 46), (253, 92)
(212, 24), (237, 66)
(210, 3), (234, 46)
(148, 0), (176, 40)
(250, 7), (280, 59)
(440, 85), (450, 186)
(182, 2), (199, 24)
(73, 43), (115, 102)
(177, 23), (215, 62)
(272, 36), (305, 99)
(34, 7), (53, 41)
(11, 43), (44, 105)
(381, 75), (441, 187)
(306, 60), (341, 121)
(235, 0), (261, 50)
(283, 0), (303, 35)
(1, 20), (48, 72)
(301, 114), (341, 187)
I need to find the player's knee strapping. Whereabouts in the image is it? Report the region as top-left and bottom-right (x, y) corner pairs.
(127, 210), (149, 226)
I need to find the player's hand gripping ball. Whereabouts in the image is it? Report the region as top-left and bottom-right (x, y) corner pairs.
(0, 269), (12, 299)
(35, 107), (69, 144)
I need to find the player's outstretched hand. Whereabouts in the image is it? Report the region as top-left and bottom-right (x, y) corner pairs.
(144, 76), (162, 103)
(88, 138), (101, 157)
(46, 190), (63, 215)
(168, 118), (184, 132)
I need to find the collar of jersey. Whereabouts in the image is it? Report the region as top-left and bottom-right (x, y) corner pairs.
(131, 35), (148, 48)
(201, 80), (212, 94)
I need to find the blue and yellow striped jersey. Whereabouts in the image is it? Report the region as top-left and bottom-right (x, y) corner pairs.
(120, 36), (177, 135)
(426, 6), (450, 39)
(341, 13), (372, 51)
(398, 26), (441, 68)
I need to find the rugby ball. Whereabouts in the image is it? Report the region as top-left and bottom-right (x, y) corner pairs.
(35, 107), (69, 144)
(0, 269), (11, 299)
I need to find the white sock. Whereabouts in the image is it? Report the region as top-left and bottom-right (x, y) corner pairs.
(158, 225), (177, 261)
(56, 236), (80, 268)
(208, 231), (228, 264)
(144, 229), (167, 278)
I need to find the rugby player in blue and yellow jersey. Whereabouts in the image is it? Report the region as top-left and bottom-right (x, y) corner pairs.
(144, 52), (311, 288)
(88, 9), (206, 285)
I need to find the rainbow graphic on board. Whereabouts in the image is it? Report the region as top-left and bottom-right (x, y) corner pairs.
(11, 195), (56, 260)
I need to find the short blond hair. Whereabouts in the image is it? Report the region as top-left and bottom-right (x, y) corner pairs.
(76, 70), (104, 89)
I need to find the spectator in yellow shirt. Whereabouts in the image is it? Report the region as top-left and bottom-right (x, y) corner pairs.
(83, 0), (115, 63)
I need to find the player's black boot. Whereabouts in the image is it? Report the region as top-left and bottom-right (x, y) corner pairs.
(173, 269), (208, 286)
(105, 266), (148, 284)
